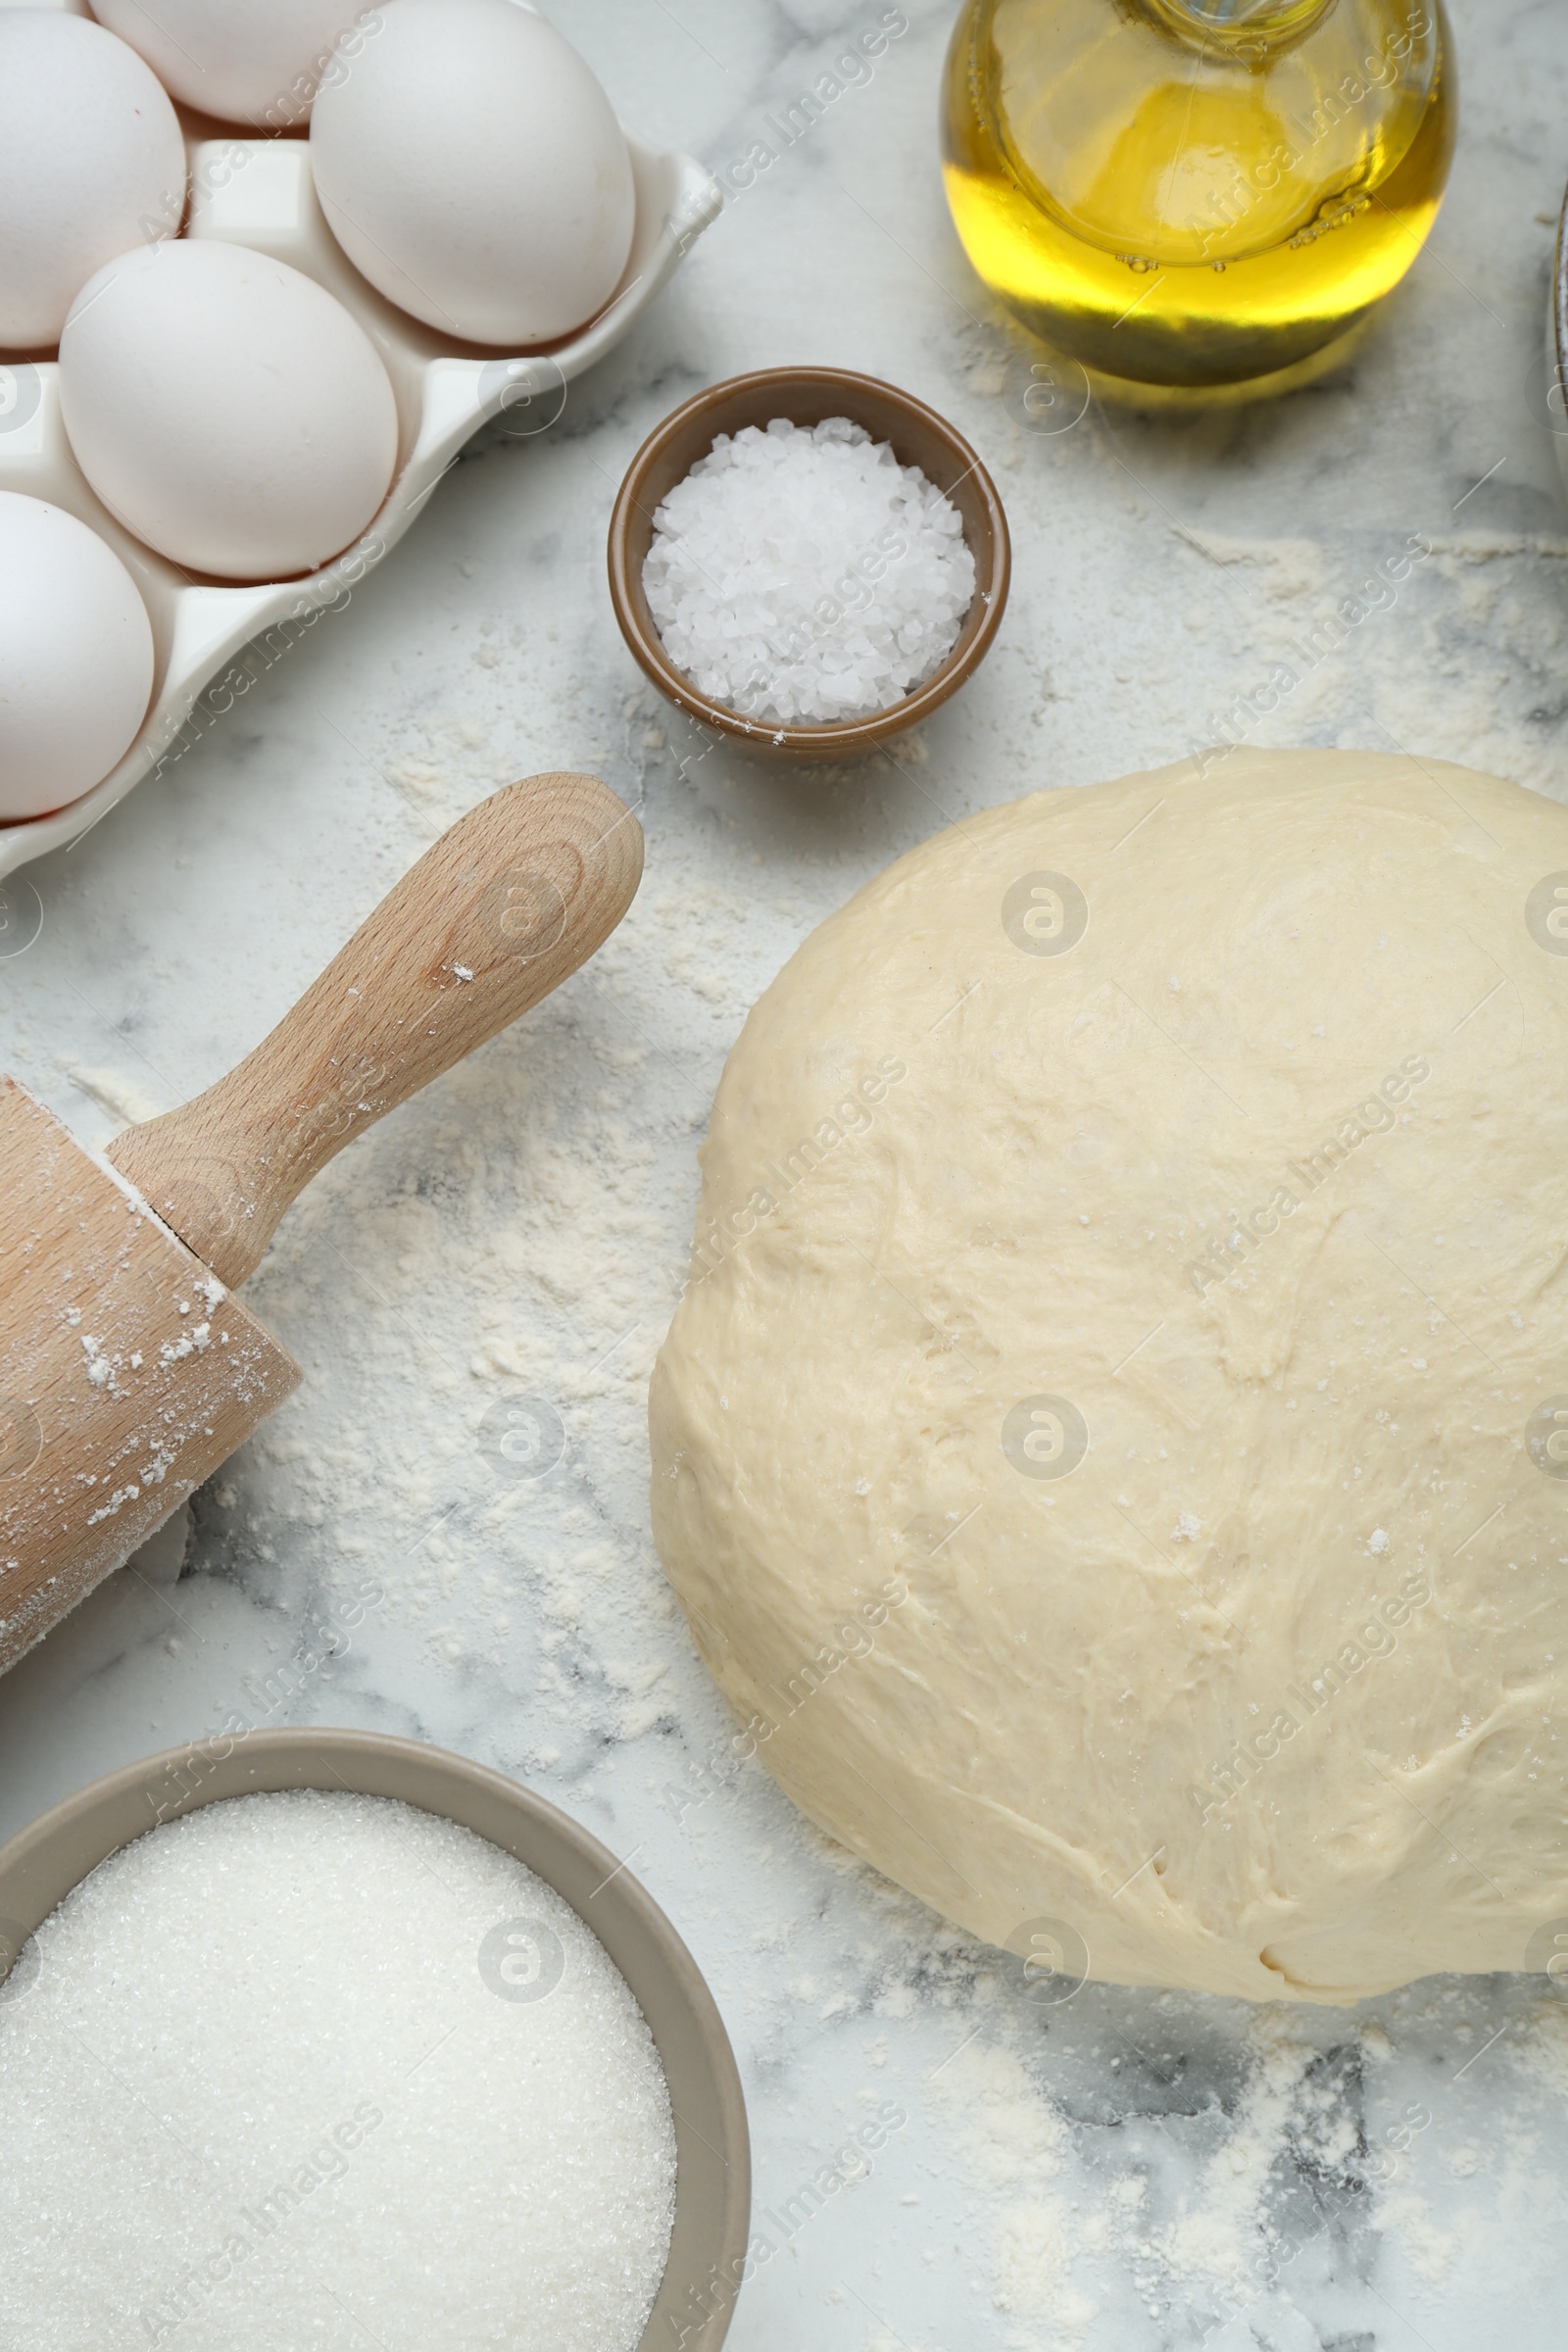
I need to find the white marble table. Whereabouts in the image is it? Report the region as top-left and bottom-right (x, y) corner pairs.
(5, 3), (1568, 2346)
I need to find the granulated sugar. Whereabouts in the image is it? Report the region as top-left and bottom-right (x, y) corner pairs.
(642, 416), (976, 724)
(0, 1791), (676, 2352)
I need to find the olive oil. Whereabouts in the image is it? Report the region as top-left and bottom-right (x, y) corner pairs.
(942, 0), (1455, 391)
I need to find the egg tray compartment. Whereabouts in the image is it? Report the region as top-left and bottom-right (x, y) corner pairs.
(0, 130), (720, 883)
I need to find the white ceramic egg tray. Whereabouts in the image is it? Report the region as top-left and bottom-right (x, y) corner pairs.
(0, 130), (720, 883)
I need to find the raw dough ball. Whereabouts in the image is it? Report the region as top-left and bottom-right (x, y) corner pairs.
(91, 0), (369, 127)
(0, 492), (155, 820)
(58, 239), (398, 581)
(309, 0), (635, 346)
(651, 750), (1568, 2005)
(0, 12), (185, 350)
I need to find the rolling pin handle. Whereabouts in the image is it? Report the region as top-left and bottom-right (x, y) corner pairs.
(107, 772), (643, 1286)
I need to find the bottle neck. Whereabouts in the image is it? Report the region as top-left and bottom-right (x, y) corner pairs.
(1138, 0), (1337, 53)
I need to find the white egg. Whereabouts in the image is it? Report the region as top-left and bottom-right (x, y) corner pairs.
(91, 0), (370, 129)
(0, 13), (185, 351)
(58, 239), (399, 582)
(0, 494), (155, 822)
(310, 0), (636, 347)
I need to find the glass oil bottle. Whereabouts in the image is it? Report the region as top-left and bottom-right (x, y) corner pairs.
(942, 0), (1456, 394)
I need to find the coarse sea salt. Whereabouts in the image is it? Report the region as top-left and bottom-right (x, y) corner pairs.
(0, 1789), (676, 2352)
(643, 416), (977, 726)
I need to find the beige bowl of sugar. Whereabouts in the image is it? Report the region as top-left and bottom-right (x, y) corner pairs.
(0, 1728), (750, 2352)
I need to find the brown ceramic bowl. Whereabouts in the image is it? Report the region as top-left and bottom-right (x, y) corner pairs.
(608, 366), (1010, 765)
(0, 1729), (751, 2352)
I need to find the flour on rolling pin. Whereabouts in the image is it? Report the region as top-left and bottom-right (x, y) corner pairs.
(0, 1076), (298, 1663)
(0, 770), (643, 1674)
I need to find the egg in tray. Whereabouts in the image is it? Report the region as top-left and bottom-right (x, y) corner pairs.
(0, 0), (718, 867)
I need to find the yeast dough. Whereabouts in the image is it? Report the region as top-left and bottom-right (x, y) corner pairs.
(650, 750), (1568, 2002)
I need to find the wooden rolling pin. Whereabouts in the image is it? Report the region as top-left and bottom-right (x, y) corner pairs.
(0, 770), (642, 1675)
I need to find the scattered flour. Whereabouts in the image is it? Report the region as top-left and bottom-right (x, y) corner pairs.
(57, 1056), (166, 1126)
(901, 1950), (1568, 2351)
(930, 2041), (1099, 2340)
